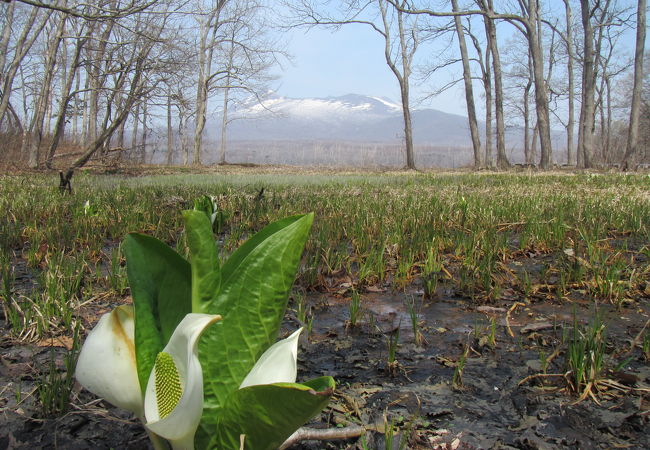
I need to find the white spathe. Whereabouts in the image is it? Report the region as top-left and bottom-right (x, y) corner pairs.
(144, 313), (221, 450)
(239, 328), (302, 389)
(75, 305), (143, 417)
(76, 307), (219, 450)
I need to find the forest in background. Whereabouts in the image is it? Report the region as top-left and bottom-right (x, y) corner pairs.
(0, 0), (648, 173)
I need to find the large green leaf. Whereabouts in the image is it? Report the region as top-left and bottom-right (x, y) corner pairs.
(183, 210), (221, 313)
(218, 215), (310, 297)
(123, 233), (192, 391)
(212, 377), (335, 450)
(199, 213), (314, 425)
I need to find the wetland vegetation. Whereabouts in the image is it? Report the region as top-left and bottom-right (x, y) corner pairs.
(1, 168), (649, 448)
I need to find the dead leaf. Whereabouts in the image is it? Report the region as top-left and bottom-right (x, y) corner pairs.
(366, 285), (385, 293)
(520, 322), (553, 334)
(477, 306), (506, 314)
(36, 336), (74, 350)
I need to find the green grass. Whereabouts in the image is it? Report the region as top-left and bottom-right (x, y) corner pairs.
(565, 310), (607, 400)
(348, 288), (362, 327)
(2, 171), (649, 340)
(2, 169), (649, 415)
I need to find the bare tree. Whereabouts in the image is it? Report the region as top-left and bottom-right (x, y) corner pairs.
(217, 1), (281, 165)
(287, 0), (420, 169)
(381, 0), (418, 169)
(563, 0), (576, 166)
(45, 20), (90, 168)
(59, 4), (173, 175)
(594, 21), (628, 164)
(388, 1), (552, 166)
(465, 14), (493, 167)
(0, 4), (52, 138)
(23, 11), (67, 168)
(475, 0), (509, 168)
(520, 0), (552, 169)
(14, 0), (158, 21)
(452, 0), (482, 169)
(193, 0), (228, 166)
(623, 0), (646, 169)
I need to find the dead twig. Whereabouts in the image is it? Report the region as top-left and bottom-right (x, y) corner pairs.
(279, 425), (366, 450)
(518, 372), (565, 386)
(506, 302), (526, 337)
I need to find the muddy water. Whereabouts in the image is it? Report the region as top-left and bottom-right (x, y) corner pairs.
(294, 291), (650, 449)
(1, 289), (647, 449)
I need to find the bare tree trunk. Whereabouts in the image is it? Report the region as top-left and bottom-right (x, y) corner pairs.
(179, 109), (189, 166)
(193, 2), (225, 166)
(484, 44), (493, 168)
(167, 87), (174, 165)
(379, 0), (416, 169)
(564, 0), (575, 166)
(527, 0), (552, 169)
(452, 0), (482, 169)
(524, 68), (532, 164)
(72, 67), (80, 143)
(605, 75), (612, 164)
(86, 22), (114, 146)
(140, 101), (148, 164)
(579, 0), (596, 168)
(396, 1), (416, 170)
(480, 0), (509, 168)
(597, 72), (608, 163)
(219, 32), (236, 166)
(219, 83), (230, 165)
(399, 81), (415, 170)
(193, 74), (207, 165)
(0, 1), (14, 73)
(81, 73), (90, 144)
(531, 122), (539, 164)
(623, 0), (646, 169)
(131, 102), (140, 161)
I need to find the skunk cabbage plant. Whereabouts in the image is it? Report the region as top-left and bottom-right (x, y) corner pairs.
(75, 208), (334, 450)
(77, 310), (220, 449)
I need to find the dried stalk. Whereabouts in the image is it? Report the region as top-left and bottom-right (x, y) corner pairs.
(279, 425), (366, 450)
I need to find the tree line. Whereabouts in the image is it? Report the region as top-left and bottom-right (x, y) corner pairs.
(0, 0), (647, 172)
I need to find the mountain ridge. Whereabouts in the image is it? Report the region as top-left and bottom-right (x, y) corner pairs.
(219, 93), (478, 146)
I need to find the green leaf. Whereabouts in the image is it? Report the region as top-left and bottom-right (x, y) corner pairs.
(124, 233), (192, 392)
(211, 377), (335, 450)
(218, 214), (311, 304)
(183, 210), (221, 313)
(193, 195), (214, 220)
(199, 213), (314, 422)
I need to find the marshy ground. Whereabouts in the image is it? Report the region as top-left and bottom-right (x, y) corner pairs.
(1, 167), (649, 449)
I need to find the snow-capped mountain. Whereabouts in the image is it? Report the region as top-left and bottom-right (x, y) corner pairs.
(219, 93), (473, 145)
(198, 93), (565, 167)
(241, 93), (402, 121)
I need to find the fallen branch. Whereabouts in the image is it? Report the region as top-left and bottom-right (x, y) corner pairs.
(279, 425), (366, 449)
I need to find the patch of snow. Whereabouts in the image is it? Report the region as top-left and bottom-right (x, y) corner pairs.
(369, 96), (402, 111)
(243, 95), (389, 121)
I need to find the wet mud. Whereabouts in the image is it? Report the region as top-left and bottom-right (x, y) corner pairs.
(1, 288), (649, 449)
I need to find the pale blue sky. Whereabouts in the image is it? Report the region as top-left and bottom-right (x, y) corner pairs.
(275, 24), (470, 116)
(273, 5), (643, 119)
